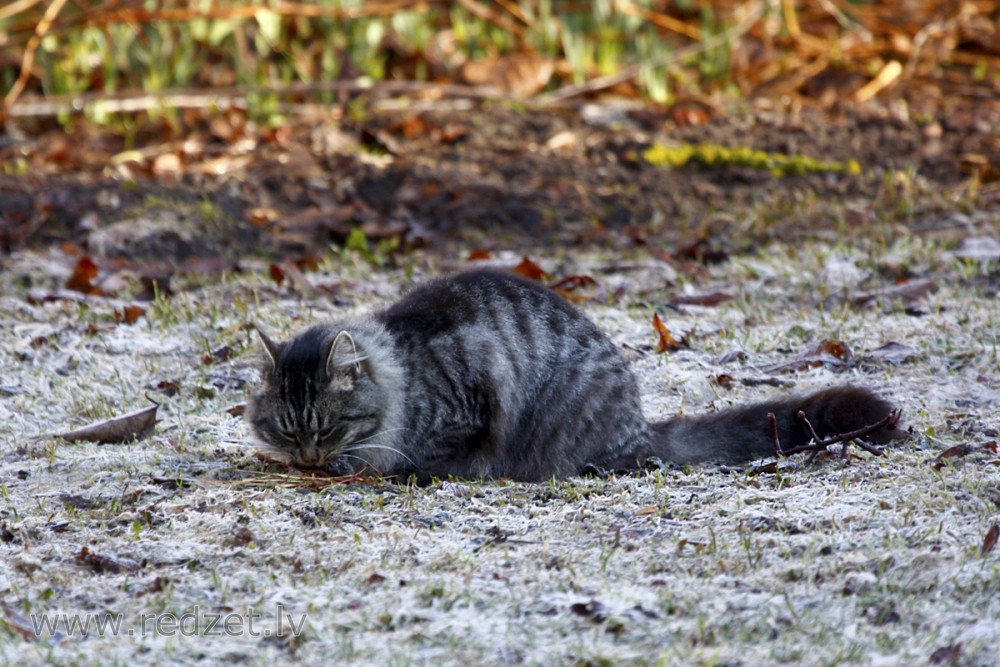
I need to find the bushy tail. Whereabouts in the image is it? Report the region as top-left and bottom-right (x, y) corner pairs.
(649, 386), (902, 465)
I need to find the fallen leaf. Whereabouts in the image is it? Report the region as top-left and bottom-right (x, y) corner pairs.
(928, 643), (962, 665)
(65, 257), (101, 295)
(982, 523), (999, 557)
(865, 341), (916, 365)
(135, 576), (172, 598)
(851, 279), (937, 308)
(763, 339), (854, 373)
(0, 599), (60, 643)
(652, 312), (683, 353)
(513, 257), (552, 282)
(549, 275), (598, 301)
(76, 546), (141, 574)
(933, 441), (998, 470)
(227, 403), (246, 417)
(269, 263), (286, 285)
(203, 345), (234, 365)
(569, 599), (607, 621)
(151, 379), (180, 397)
(113, 305), (146, 325)
(675, 237), (729, 265)
(61, 404), (158, 444)
(669, 291), (732, 306)
(467, 249), (491, 261)
(714, 373), (734, 388)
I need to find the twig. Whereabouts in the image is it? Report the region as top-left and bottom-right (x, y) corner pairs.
(768, 412), (782, 455)
(6, 79), (511, 117)
(454, 0), (524, 38)
(775, 409), (901, 458)
(0, 0), (44, 22)
(4, 0), (71, 110)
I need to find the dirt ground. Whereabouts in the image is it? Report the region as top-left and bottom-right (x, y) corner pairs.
(2, 96), (999, 263)
(1, 99), (999, 665)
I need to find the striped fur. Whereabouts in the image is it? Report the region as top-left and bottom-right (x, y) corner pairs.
(247, 270), (900, 481)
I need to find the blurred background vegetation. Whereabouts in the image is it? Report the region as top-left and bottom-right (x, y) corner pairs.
(2, 0), (997, 127)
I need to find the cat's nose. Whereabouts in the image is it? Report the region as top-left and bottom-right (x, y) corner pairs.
(298, 445), (320, 466)
(297, 435), (320, 466)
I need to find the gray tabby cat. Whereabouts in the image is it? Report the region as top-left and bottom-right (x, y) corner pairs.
(248, 269), (900, 481)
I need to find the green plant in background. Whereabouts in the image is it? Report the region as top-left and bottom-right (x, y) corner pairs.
(1, 0), (764, 124)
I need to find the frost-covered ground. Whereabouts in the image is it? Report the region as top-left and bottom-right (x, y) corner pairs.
(1, 233), (998, 666)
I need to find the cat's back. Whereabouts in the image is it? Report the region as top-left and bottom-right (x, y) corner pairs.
(376, 268), (593, 342)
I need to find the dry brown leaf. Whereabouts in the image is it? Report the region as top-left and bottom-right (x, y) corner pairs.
(549, 275), (598, 301)
(513, 257), (552, 282)
(982, 523), (999, 557)
(933, 441), (998, 469)
(65, 257), (100, 295)
(669, 291), (732, 307)
(0, 599), (59, 643)
(269, 263), (286, 286)
(652, 313), (682, 353)
(467, 249), (491, 261)
(76, 546), (142, 574)
(202, 345), (234, 365)
(61, 404), (158, 444)
(763, 339), (854, 373)
(929, 644), (962, 665)
(113, 305), (146, 325)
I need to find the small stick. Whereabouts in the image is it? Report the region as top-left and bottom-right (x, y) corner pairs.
(775, 409), (901, 458)
(768, 412), (783, 455)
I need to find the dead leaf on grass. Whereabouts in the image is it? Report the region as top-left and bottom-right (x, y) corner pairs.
(652, 312), (683, 353)
(202, 345), (234, 365)
(513, 257), (552, 281)
(928, 643), (962, 665)
(0, 599), (63, 643)
(467, 249), (491, 261)
(669, 291), (732, 306)
(851, 278), (938, 309)
(76, 546), (142, 574)
(65, 257), (101, 295)
(549, 275), (598, 301)
(113, 305), (146, 325)
(933, 441), (998, 470)
(763, 339), (854, 373)
(865, 341), (916, 365)
(61, 404), (158, 444)
(569, 599), (607, 622)
(981, 523), (999, 557)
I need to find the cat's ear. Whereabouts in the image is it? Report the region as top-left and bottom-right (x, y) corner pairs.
(254, 325), (282, 372)
(326, 330), (365, 383)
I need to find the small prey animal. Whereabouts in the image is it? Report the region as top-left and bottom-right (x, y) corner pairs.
(247, 269), (900, 481)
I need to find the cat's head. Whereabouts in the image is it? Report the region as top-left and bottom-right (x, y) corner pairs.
(247, 325), (387, 469)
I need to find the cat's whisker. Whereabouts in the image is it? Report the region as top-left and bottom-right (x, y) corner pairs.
(341, 443), (416, 466)
(337, 453), (379, 469)
(345, 427), (410, 445)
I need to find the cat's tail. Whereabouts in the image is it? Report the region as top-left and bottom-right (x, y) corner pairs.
(647, 386), (903, 465)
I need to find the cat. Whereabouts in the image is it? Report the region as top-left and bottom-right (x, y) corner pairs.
(247, 269), (901, 481)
